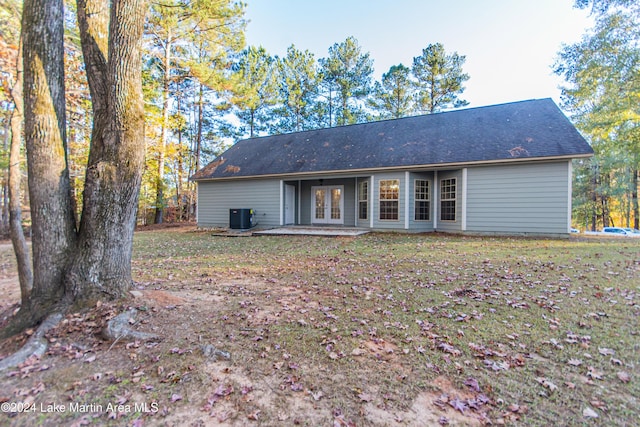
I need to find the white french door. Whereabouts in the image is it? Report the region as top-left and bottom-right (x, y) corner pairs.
(311, 186), (344, 225)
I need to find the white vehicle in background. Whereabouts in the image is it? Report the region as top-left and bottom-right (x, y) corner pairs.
(600, 227), (640, 237)
(603, 227), (629, 235)
(583, 227), (640, 237)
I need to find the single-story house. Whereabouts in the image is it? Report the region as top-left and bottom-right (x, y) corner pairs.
(191, 98), (593, 235)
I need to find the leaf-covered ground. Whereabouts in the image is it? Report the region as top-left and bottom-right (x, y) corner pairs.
(0, 229), (638, 426)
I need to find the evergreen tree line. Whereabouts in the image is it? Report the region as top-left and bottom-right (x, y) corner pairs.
(555, 0), (639, 230)
(230, 39), (469, 139)
(0, 1), (470, 225)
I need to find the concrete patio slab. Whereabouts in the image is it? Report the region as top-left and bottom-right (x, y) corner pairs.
(253, 226), (370, 237)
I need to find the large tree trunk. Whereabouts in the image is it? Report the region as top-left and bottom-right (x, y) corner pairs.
(9, 36), (33, 306)
(22, 0), (77, 321)
(6, 0), (148, 337)
(66, 0), (147, 303)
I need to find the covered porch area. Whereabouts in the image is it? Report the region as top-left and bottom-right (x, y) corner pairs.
(281, 176), (367, 227)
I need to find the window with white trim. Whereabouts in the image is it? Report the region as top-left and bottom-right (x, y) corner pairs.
(358, 181), (368, 220)
(440, 178), (456, 221)
(414, 179), (430, 221)
(379, 179), (399, 220)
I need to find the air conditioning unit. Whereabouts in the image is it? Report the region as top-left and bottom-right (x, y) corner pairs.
(229, 208), (254, 229)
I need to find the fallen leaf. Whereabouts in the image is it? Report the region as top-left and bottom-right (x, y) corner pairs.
(587, 367), (604, 380)
(535, 377), (558, 392)
(598, 347), (615, 356)
(448, 397), (467, 414)
(590, 399), (607, 411)
(583, 407), (598, 418)
(214, 384), (234, 397)
(115, 393), (130, 405)
(358, 393), (373, 402)
(617, 371), (631, 383)
(567, 358), (582, 366)
(508, 403), (528, 414)
(437, 342), (461, 357)
(351, 348), (366, 356)
(464, 377), (481, 392)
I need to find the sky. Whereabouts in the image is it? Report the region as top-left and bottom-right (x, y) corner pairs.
(244, 0), (595, 109)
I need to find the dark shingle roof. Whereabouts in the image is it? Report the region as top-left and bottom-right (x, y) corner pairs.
(192, 99), (593, 180)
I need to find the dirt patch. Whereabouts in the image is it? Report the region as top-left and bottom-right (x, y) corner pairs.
(0, 271), (482, 427)
(135, 222), (197, 232)
(0, 273), (345, 426)
(133, 290), (187, 306)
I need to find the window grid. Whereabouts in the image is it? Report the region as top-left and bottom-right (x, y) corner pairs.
(331, 188), (341, 219)
(379, 180), (399, 221)
(440, 178), (456, 221)
(414, 179), (430, 221)
(358, 181), (368, 220)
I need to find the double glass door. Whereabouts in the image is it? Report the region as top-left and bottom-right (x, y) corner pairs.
(312, 186), (343, 224)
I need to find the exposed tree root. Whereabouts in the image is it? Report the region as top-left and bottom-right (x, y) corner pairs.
(0, 306), (159, 373)
(0, 312), (63, 372)
(101, 308), (160, 342)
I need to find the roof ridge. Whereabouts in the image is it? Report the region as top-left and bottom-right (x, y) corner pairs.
(240, 98), (554, 142)
(193, 98), (591, 181)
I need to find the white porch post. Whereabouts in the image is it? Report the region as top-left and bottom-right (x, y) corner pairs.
(279, 180), (284, 226)
(298, 180), (302, 225)
(404, 171), (410, 229)
(370, 175), (374, 228)
(567, 160), (573, 233)
(355, 177), (358, 225)
(433, 171), (438, 230)
(461, 168), (468, 231)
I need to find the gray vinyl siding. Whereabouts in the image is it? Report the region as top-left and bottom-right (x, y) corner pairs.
(299, 182), (311, 225)
(197, 161), (571, 234)
(466, 161), (569, 234)
(436, 170), (462, 233)
(197, 179), (281, 227)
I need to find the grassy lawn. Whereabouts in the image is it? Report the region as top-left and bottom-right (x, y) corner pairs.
(1, 230), (638, 426)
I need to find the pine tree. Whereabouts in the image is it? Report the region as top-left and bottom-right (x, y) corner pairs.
(319, 36), (374, 126)
(368, 64), (414, 120)
(412, 43), (469, 114)
(275, 45), (322, 133)
(230, 46), (280, 138)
